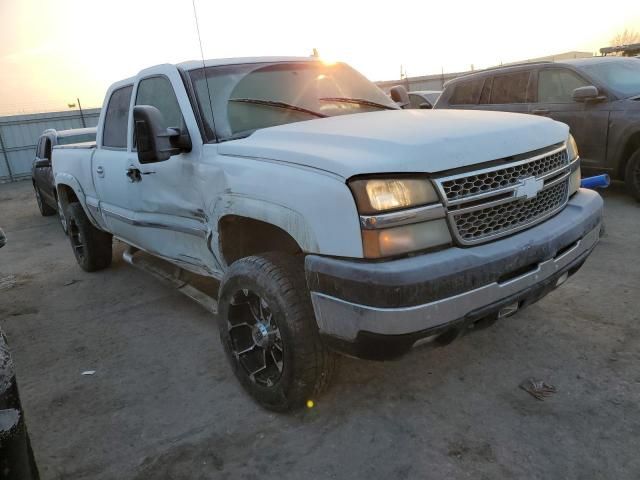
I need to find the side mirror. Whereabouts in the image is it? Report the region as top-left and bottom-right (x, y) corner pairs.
(573, 86), (600, 103)
(133, 105), (192, 164)
(390, 85), (410, 108)
(0, 228), (5, 248)
(34, 158), (51, 168)
(419, 102), (432, 110)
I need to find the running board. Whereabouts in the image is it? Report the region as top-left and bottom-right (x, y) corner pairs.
(122, 247), (218, 314)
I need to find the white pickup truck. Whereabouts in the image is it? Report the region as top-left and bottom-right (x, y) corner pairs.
(53, 56), (603, 411)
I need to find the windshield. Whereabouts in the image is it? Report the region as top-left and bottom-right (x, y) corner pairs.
(57, 132), (96, 145)
(188, 61), (398, 141)
(581, 58), (640, 97)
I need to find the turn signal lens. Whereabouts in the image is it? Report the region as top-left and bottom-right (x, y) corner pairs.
(568, 163), (581, 196)
(567, 134), (579, 161)
(362, 219), (451, 258)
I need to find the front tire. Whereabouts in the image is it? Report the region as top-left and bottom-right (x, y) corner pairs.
(625, 149), (640, 202)
(217, 253), (336, 411)
(66, 202), (113, 272)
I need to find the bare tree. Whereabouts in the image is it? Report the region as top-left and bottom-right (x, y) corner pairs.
(610, 28), (640, 47)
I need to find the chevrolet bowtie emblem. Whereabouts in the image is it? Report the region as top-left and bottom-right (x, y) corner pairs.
(515, 176), (544, 200)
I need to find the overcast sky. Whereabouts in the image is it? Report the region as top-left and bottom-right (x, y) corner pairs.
(1, 0), (639, 115)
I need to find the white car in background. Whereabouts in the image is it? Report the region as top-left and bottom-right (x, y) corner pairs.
(408, 90), (442, 109)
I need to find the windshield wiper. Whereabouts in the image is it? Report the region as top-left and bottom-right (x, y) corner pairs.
(229, 98), (327, 118)
(319, 97), (398, 110)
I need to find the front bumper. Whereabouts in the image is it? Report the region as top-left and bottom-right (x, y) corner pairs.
(305, 189), (603, 360)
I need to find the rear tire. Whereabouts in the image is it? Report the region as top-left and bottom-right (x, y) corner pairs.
(66, 202), (112, 272)
(56, 194), (69, 235)
(217, 252), (337, 411)
(34, 185), (56, 216)
(625, 149), (640, 202)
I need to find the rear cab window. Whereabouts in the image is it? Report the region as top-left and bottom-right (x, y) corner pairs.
(102, 85), (133, 148)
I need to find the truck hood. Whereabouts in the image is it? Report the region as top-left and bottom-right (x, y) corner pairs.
(218, 110), (569, 178)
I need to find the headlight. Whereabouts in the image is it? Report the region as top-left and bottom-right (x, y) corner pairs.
(349, 176), (451, 258)
(566, 135), (581, 196)
(349, 177), (439, 214)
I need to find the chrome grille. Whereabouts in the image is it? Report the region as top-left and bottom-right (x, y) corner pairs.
(434, 145), (572, 246)
(441, 149), (568, 202)
(453, 180), (568, 242)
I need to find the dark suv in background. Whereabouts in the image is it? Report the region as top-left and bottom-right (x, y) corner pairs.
(434, 57), (640, 200)
(31, 127), (96, 232)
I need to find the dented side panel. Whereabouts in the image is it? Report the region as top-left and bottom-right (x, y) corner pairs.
(200, 145), (364, 261)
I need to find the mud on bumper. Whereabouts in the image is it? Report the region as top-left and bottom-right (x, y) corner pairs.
(305, 189), (603, 360)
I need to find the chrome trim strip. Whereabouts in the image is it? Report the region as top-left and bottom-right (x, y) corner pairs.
(436, 145), (566, 189)
(103, 208), (208, 239)
(310, 226), (599, 341)
(445, 183), (519, 207)
(359, 204), (446, 230)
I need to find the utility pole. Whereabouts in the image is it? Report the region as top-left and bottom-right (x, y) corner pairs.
(77, 98), (86, 128)
(69, 99), (86, 127)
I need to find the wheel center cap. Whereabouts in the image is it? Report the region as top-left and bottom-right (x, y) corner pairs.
(252, 322), (272, 348)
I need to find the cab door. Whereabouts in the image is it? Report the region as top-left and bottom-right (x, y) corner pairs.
(33, 136), (55, 204)
(92, 84), (141, 241)
(125, 72), (222, 275)
(530, 67), (610, 170)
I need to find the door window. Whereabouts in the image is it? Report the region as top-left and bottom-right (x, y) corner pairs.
(43, 138), (52, 160)
(36, 138), (44, 158)
(135, 76), (185, 130)
(538, 68), (589, 103)
(102, 85), (133, 148)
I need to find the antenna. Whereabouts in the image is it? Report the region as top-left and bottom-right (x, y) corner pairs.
(192, 0), (218, 142)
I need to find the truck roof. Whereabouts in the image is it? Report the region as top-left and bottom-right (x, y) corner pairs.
(177, 56), (319, 71)
(114, 57), (325, 88)
(43, 127), (97, 138)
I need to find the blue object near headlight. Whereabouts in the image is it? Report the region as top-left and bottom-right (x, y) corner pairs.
(580, 174), (610, 189)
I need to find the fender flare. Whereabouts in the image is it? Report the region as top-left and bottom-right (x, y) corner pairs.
(213, 193), (319, 253)
(53, 172), (101, 227)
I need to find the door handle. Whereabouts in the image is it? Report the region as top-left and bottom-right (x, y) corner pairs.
(126, 167), (142, 183)
(532, 108), (550, 115)
(96, 166), (104, 177)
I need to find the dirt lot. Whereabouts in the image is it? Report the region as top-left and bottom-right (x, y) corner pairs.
(0, 179), (639, 480)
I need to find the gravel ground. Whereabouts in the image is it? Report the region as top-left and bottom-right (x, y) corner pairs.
(1, 179), (639, 480)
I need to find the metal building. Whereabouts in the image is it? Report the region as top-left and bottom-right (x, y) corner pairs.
(0, 108), (101, 182)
